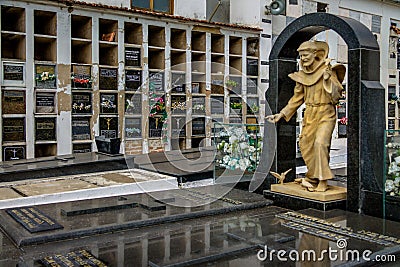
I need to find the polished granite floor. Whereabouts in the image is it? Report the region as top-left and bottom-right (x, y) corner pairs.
(0, 186), (399, 266)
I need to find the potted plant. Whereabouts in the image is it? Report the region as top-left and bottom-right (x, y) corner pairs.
(225, 79), (238, 90)
(230, 101), (242, 115)
(249, 103), (259, 114)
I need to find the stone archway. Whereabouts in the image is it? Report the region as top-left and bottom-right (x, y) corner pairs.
(264, 13), (385, 216)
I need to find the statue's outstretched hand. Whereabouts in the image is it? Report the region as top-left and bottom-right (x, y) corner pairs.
(266, 113), (283, 123)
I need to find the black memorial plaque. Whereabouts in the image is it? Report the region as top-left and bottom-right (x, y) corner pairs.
(71, 65), (92, 89)
(2, 91), (25, 114)
(211, 96), (224, 114)
(338, 124), (347, 137)
(36, 93), (55, 113)
(192, 118), (205, 135)
(72, 119), (91, 140)
(125, 94), (142, 114)
(171, 117), (186, 137)
(125, 118), (142, 138)
(211, 79), (224, 94)
(125, 47), (141, 67)
(40, 249), (107, 267)
(149, 117), (163, 137)
(3, 146), (25, 161)
(247, 97), (259, 114)
(35, 118), (56, 141)
(6, 207), (63, 233)
(171, 73), (185, 93)
(247, 78), (258, 95)
(100, 117), (118, 138)
(149, 72), (164, 92)
(72, 93), (92, 114)
(3, 63), (24, 81)
(99, 67), (118, 90)
(247, 58), (259, 76)
(389, 104), (396, 117)
(3, 118), (25, 142)
(125, 69), (141, 91)
(100, 93), (118, 114)
(73, 143), (92, 153)
(228, 76), (242, 95)
(398, 52), (400, 69)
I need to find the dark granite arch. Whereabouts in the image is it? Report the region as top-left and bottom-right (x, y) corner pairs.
(265, 12), (385, 216)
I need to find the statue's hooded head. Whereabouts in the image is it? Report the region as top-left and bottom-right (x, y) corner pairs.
(297, 41), (329, 73)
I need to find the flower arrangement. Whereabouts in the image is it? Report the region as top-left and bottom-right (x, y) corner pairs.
(225, 79), (238, 88)
(193, 104), (205, 111)
(250, 103), (259, 113)
(216, 126), (262, 172)
(386, 142), (400, 196)
(72, 102), (91, 111)
(71, 74), (92, 87)
(36, 72), (55, 82)
(389, 94), (400, 104)
(171, 101), (186, 111)
(230, 102), (242, 109)
(126, 127), (141, 137)
(150, 97), (166, 116)
(101, 99), (116, 109)
(339, 117), (348, 125)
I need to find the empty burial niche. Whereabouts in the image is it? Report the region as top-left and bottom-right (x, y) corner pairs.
(171, 28), (186, 50)
(34, 10), (57, 36)
(1, 6), (26, 60)
(229, 36), (242, 55)
(191, 31), (206, 52)
(35, 144), (57, 157)
(2, 6), (25, 32)
(211, 34), (224, 54)
(71, 15), (92, 40)
(125, 22), (143, 45)
(148, 48), (165, 70)
(99, 18), (117, 42)
(148, 25), (165, 47)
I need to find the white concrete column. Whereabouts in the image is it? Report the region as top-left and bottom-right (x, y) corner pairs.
(25, 7), (35, 159)
(57, 11), (72, 155)
(142, 24), (149, 153)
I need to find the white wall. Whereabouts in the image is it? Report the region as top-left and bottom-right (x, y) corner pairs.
(174, 0), (206, 20)
(230, 0), (261, 27)
(84, 0), (130, 8)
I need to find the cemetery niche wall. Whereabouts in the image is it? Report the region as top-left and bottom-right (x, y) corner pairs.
(263, 13), (385, 217)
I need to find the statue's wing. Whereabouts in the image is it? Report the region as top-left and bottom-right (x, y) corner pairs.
(270, 171), (281, 179)
(283, 168), (292, 176)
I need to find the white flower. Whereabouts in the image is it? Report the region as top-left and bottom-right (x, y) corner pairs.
(223, 155), (230, 164)
(239, 142), (249, 150)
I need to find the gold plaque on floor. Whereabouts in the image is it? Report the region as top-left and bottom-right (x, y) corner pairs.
(271, 182), (347, 202)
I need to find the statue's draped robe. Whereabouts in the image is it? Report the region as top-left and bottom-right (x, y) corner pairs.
(280, 62), (344, 181)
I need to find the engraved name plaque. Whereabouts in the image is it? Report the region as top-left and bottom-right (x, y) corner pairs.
(6, 207), (63, 233)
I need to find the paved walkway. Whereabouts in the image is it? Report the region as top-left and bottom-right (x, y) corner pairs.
(0, 169), (178, 209)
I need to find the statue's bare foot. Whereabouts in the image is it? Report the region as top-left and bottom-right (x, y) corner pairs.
(315, 180), (328, 192)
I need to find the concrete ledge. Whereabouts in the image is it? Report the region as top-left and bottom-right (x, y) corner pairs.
(0, 178), (178, 210)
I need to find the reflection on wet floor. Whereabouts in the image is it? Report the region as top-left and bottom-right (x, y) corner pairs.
(1, 203), (400, 266)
